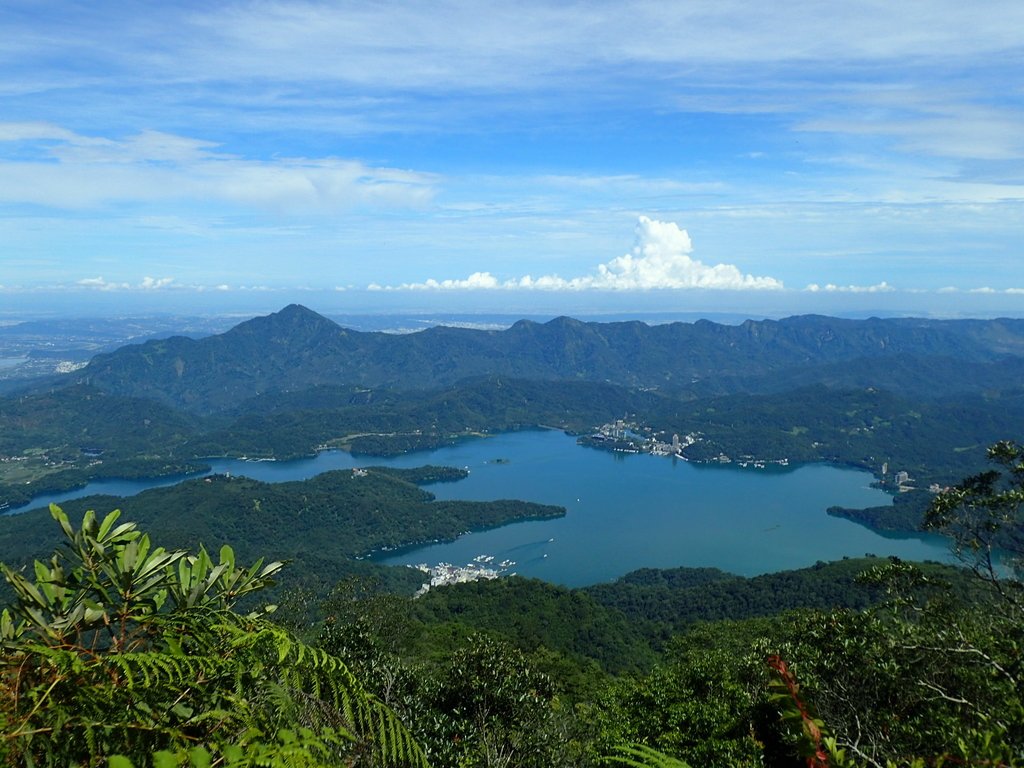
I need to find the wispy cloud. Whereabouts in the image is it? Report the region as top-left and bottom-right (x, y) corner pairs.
(7, 4), (1023, 141)
(0, 124), (436, 212)
(798, 94), (1024, 163)
(34, 2), (1022, 89)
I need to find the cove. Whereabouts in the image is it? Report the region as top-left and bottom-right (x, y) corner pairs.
(9, 430), (951, 586)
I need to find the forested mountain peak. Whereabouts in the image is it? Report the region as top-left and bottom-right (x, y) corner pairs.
(226, 303), (341, 339)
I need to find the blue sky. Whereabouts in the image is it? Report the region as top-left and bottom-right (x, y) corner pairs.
(3, 1), (1024, 317)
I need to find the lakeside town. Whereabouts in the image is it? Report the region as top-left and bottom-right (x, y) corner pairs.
(578, 419), (922, 492)
(577, 418), (792, 466)
(410, 555), (517, 597)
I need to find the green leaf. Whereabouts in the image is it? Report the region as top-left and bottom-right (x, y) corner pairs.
(49, 503), (74, 538)
(187, 746), (212, 768)
(97, 509), (122, 541)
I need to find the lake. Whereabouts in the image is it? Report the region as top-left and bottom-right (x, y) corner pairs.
(12, 429), (951, 586)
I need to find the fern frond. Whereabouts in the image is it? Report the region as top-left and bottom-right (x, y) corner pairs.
(218, 620), (428, 767)
(604, 743), (693, 768)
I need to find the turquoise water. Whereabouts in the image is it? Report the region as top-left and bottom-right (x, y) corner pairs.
(9, 430), (951, 585)
(369, 430), (950, 585)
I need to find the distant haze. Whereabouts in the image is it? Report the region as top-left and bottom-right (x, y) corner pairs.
(4, 288), (1024, 322)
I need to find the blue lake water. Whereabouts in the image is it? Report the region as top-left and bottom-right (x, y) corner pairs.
(11, 429), (951, 586)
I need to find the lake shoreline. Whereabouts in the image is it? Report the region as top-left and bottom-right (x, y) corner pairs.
(2, 430), (949, 586)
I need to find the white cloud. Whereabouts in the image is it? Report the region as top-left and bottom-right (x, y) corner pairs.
(402, 272), (503, 291)
(139, 276), (175, 290)
(937, 286), (1024, 296)
(798, 97), (1024, 163)
(0, 121), (85, 143)
(76, 276), (176, 292)
(98, 3), (1024, 90)
(76, 277), (123, 291)
(0, 124), (437, 212)
(804, 281), (895, 293)
(379, 217), (783, 292)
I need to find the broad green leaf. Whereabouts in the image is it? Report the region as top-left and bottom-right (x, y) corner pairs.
(219, 544), (235, 570)
(49, 503), (74, 538)
(97, 509), (122, 540)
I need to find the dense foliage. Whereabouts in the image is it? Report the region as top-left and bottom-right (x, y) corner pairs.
(411, 577), (658, 673)
(0, 505), (427, 767)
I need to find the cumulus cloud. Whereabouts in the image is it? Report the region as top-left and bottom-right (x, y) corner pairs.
(379, 217), (783, 292)
(804, 281), (895, 293)
(381, 272), (503, 291)
(77, 277), (113, 288)
(77, 276), (176, 291)
(139, 276), (175, 290)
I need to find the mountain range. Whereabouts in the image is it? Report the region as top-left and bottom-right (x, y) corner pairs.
(76, 304), (1024, 413)
(5, 304), (1024, 517)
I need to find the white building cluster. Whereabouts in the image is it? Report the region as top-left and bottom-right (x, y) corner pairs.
(411, 556), (516, 597)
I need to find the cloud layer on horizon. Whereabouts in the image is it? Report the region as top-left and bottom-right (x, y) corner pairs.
(371, 217), (784, 292)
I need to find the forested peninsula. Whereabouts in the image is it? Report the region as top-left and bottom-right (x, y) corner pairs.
(0, 465), (562, 595)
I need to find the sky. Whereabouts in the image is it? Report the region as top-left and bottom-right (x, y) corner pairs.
(3, 1), (1024, 318)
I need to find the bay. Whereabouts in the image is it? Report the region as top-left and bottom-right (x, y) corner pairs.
(369, 430), (950, 585)
(9, 430), (951, 586)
